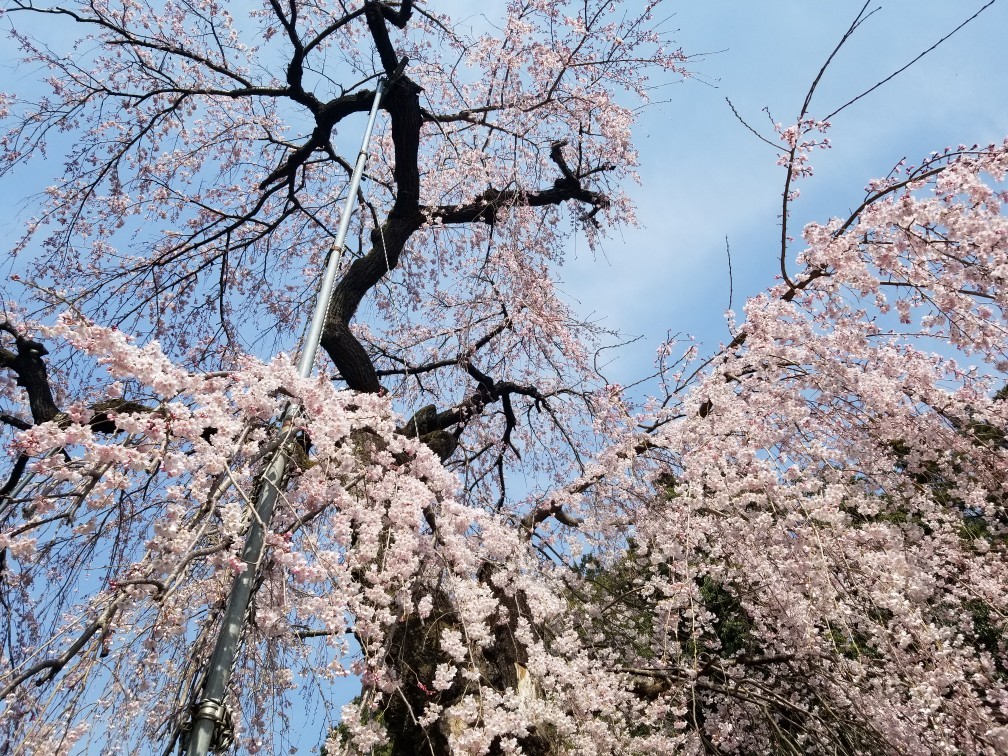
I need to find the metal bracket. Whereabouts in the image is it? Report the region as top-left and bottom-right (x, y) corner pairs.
(184, 698), (235, 753)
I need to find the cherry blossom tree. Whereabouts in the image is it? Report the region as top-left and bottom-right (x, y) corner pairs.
(0, 1), (1006, 755)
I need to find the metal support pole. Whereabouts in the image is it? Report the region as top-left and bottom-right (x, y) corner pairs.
(183, 76), (387, 756)
(295, 76), (388, 381)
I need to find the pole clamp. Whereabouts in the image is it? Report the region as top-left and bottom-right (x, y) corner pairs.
(185, 697), (236, 752)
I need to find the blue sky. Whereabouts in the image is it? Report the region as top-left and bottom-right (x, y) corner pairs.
(560, 0), (1008, 388)
(2, 1), (1006, 377)
(2, 0), (1007, 751)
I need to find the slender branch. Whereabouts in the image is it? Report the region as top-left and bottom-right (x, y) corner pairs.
(823, 0), (999, 122)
